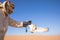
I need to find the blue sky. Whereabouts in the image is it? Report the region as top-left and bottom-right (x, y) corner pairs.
(1, 0), (60, 35)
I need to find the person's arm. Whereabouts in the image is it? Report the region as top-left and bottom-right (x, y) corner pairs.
(8, 17), (32, 28)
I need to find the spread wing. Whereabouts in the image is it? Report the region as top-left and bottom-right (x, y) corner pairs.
(29, 24), (49, 33)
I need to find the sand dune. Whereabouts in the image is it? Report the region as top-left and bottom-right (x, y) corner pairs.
(4, 35), (60, 40)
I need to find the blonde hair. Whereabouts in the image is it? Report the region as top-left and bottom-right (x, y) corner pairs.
(2, 1), (15, 17)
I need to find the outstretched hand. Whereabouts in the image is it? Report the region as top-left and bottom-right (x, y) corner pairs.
(23, 20), (32, 27)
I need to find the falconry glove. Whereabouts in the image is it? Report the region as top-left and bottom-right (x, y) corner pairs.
(23, 20), (32, 27)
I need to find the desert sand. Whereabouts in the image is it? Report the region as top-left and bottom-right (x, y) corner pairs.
(4, 35), (60, 40)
